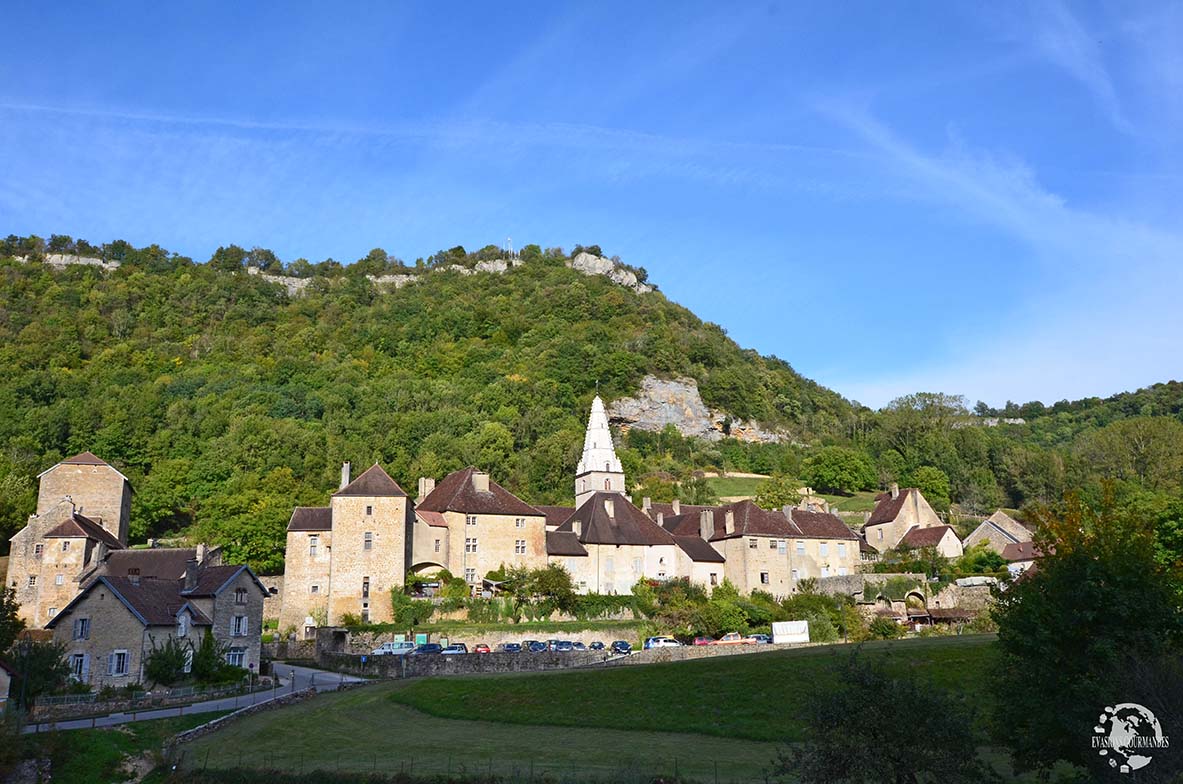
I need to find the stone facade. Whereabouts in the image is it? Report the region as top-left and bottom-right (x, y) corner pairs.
(35, 457), (131, 543)
(863, 486), (944, 553)
(278, 529), (332, 633)
(324, 492), (411, 626)
(962, 510), (1031, 555)
(436, 507), (547, 586)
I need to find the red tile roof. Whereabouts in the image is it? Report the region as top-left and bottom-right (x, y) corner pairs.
(60, 451), (111, 467)
(416, 510), (449, 528)
(664, 500), (793, 541)
(1002, 541), (1041, 562)
(559, 492), (676, 546)
(417, 467), (542, 517)
(43, 514), (124, 550)
(288, 507), (332, 532)
(899, 525), (955, 549)
(98, 548), (198, 580)
(788, 509), (859, 540)
(535, 505), (576, 527)
(333, 464), (407, 497)
(866, 489), (916, 526)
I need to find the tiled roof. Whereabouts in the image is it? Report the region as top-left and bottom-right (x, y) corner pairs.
(61, 451), (111, 467)
(674, 535), (725, 563)
(416, 510), (449, 528)
(43, 514), (124, 550)
(899, 525), (955, 549)
(417, 467), (542, 517)
(98, 548), (197, 580)
(182, 564), (268, 597)
(857, 534), (877, 553)
(665, 500), (793, 541)
(558, 492), (676, 546)
(545, 530), (588, 556)
(535, 505), (576, 527)
(333, 464), (407, 497)
(49, 576), (212, 629)
(1002, 541), (1040, 562)
(866, 489), (915, 526)
(984, 510), (1033, 541)
(649, 502), (716, 521)
(788, 509), (859, 540)
(288, 507), (332, 532)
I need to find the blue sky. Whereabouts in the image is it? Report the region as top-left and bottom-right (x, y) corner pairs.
(1, 2), (1180, 408)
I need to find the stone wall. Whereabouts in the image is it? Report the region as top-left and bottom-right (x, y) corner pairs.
(262, 639), (316, 661)
(312, 624), (641, 658)
(259, 576), (283, 621)
(165, 687), (318, 758)
(603, 641), (823, 667)
(320, 649), (608, 679)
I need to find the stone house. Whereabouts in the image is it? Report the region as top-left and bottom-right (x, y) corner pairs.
(862, 485), (945, 553)
(962, 510), (1032, 555)
(1002, 541), (1040, 576)
(277, 463), (413, 631)
(898, 524), (964, 559)
(414, 467), (548, 586)
(46, 560), (267, 688)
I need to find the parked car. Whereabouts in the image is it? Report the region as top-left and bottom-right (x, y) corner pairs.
(499, 642), (523, 653)
(710, 632), (755, 646)
(644, 636), (683, 649)
(527, 641), (549, 653)
(749, 634), (772, 645)
(692, 636), (714, 646)
(522, 639), (541, 651)
(610, 640), (633, 654)
(409, 643), (443, 655)
(571, 641), (587, 651)
(589, 641), (605, 651)
(473, 644), (491, 654)
(546, 639), (562, 651)
(554, 640), (574, 652)
(371, 641), (416, 656)
(441, 643), (468, 655)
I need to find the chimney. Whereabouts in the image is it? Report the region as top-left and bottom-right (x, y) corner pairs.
(700, 510), (715, 540)
(417, 477), (436, 503)
(642, 497), (651, 514)
(183, 559), (199, 593)
(823, 500), (830, 514)
(603, 497), (615, 518)
(196, 543), (208, 564)
(656, 512), (665, 527)
(672, 499), (681, 516)
(572, 520), (583, 538)
(92, 540), (109, 567)
(783, 506), (795, 525)
(723, 509), (734, 536)
(471, 471), (490, 492)
(340, 462), (352, 490)
(890, 482), (899, 499)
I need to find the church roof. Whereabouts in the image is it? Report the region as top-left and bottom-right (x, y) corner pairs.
(417, 467), (543, 517)
(576, 396), (622, 476)
(333, 464), (407, 497)
(43, 513), (124, 550)
(558, 492), (675, 547)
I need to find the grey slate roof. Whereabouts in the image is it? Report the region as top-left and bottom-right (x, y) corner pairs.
(557, 492), (675, 546)
(333, 464), (407, 497)
(288, 507), (332, 532)
(673, 535), (725, 563)
(545, 530), (588, 556)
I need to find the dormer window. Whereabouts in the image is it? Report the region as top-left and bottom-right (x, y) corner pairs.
(235, 588), (247, 605)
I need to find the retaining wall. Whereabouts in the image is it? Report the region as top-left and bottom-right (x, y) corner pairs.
(319, 650), (610, 679)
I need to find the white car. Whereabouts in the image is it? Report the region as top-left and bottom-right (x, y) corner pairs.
(643, 636), (682, 649)
(371, 641), (415, 656)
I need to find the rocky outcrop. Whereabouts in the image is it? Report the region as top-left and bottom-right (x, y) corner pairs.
(608, 375), (786, 443)
(568, 252), (653, 294)
(15, 254), (121, 271)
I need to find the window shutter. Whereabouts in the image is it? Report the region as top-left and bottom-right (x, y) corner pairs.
(107, 653), (115, 676)
(81, 654), (90, 682)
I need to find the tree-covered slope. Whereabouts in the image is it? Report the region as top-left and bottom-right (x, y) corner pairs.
(0, 242), (852, 569)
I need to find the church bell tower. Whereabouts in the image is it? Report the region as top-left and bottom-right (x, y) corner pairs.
(575, 395), (625, 509)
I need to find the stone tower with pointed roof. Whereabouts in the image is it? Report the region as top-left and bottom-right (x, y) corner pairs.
(575, 396), (625, 509)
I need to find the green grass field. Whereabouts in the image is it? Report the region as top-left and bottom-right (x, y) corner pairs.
(706, 476), (766, 498)
(707, 477), (880, 515)
(179, 636), (997, 783)
(391, 635), (997, 743)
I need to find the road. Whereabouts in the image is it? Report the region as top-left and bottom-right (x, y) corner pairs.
(21, 663), (363, 734)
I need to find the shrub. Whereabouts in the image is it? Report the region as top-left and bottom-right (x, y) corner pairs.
(144, 636), (189, 686)
(867, 616), (904, 640)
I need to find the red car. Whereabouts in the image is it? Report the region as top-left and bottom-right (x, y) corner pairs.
(473, 644), (491, 654)
(692, 636), (714, 646)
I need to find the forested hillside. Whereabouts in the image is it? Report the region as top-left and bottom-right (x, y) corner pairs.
(1, 235), (1180, 574)
(0, 237), (849, 570)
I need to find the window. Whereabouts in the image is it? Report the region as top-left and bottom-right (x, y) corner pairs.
(605, 462), (610, 471)
(465, 538), (478, 553)
(232, 615), (248, 637)
(34, 543), (43, 556)
(709, 573), (718, 586)
(178, 613), (189, 637)
(877, 528), (883, 541)
(605, 557), (614, 573)
(796, 541), (805, 556)
(749, 539), (758, 549)
(515, 518), (525, 528)
(234, 588), (247, 604)
(48, 607), (57, 618)
(819, 542), (829, 557)
(778, 540), (787, 555)
(365, 505), (373, 516)
(109, 650), (129, 676)
(433, 539), (440, 553)
(362, 577), (370, 599)
(55, 574), (64, 585)
(62, 541), (71, 552)
(821, 567), (830, 578)
(760, 572), (770, 585)
(27, 575), (37, 588)
(604, 478), (610, 489)
(464, 568), (476, 583)
(514, 539), (526, 555)
(310, 584), (320, 594)
(769, 539), (777, 550)
(632, 558), (642, 574)
(73, 618), (90, 640)
(361, 603), (370, 623)
(837, 543), (847, 559)
(183, 648), (193, 674)
(791, 569), (799, 580)
(364, 531), (373, 551)
(838, 567), (848, 576)
(466, 515), (477, 526)
(226, 647), (245, 667)
(69, 653), (86, 678)
(309, 536), (318, 558)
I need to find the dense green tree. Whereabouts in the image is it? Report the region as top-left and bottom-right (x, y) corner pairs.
(907, 466), (951, 512)
(0, 587), (23, 654)
(754, 474), (802, 510)
(7, 640), (70, 709)
(800, 446), (875, 495)
(143, 636), (189, 686)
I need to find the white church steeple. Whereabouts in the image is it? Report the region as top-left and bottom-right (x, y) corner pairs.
(575, 395), (625, 508)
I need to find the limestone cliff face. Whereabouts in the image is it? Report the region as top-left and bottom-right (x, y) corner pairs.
(607, 375), (786, 443)
(567, 252), (653, 294)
